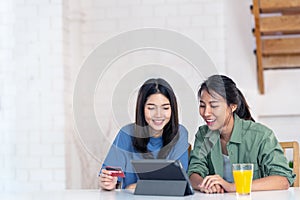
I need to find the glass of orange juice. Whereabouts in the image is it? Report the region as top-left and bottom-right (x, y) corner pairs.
(232, 163), (253, 196)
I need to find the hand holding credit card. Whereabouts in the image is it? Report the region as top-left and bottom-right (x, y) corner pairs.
(105, 166), (125, 178)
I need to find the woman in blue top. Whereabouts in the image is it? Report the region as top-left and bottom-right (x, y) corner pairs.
(99, 78), (189, 190)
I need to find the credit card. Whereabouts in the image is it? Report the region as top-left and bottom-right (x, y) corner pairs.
(105, 166), (125, 178)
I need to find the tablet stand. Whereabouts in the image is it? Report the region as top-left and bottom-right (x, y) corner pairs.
(134, 180), (187, 196)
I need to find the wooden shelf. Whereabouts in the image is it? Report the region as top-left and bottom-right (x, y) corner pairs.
(251, 0), (300, 94)
(260, 0), (300, 13)
(262, 38), (300, 55)
(263, 55), (300, 69)
(260, 15), (300, 34)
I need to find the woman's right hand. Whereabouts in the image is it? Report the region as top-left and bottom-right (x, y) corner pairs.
(99, 169), (118, 190)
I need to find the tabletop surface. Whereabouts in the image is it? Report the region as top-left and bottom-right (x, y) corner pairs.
(2, 187), (300, 200)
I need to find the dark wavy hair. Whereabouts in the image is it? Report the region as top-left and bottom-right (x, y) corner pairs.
(133, 78), (179, 159)
(198, 75), (254, 121)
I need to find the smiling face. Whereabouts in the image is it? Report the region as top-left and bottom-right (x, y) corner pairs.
(199, 89), (236, 134)
(144, 93), (171, 137)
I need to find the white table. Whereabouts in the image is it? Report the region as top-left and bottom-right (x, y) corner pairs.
(1, 188), (300, 200)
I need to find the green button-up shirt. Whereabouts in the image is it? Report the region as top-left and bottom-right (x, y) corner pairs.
(188, 114), (295, 185)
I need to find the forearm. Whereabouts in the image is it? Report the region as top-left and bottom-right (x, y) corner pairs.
(189, 173), (204, 190)
(252, 175), (290, 191)
(125, 183), (137, 189)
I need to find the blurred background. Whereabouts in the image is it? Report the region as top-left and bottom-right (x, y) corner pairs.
(1, 0), (300, 192)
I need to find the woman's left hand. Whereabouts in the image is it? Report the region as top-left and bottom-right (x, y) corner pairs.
(198, 183), (224, 193)
(200, 175), (235, 193)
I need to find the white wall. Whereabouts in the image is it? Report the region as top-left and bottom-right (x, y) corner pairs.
(0, 0), (65, 192)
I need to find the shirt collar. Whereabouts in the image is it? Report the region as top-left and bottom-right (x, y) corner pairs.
(229, 114), (243, 144)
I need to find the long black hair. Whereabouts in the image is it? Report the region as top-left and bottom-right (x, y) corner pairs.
(133, 78), (179, 159)
(198, 75), (254, 121)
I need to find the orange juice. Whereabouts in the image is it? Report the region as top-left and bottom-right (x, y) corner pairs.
(233, 170), (253, 194)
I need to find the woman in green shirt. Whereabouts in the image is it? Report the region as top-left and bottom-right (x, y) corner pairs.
(188, 75), (295, 193)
